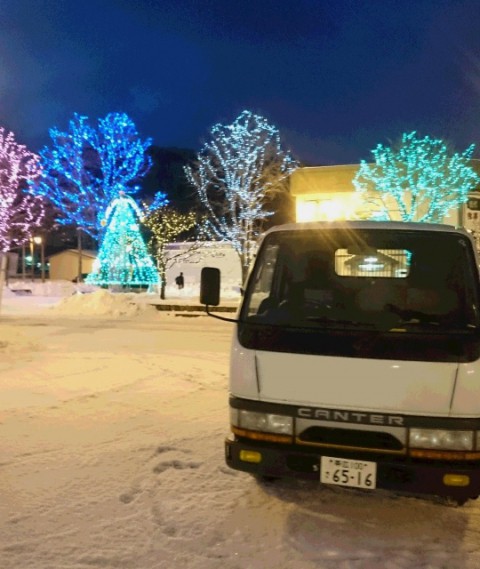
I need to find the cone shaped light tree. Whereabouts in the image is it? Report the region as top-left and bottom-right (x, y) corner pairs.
(86, 191), (159, 287)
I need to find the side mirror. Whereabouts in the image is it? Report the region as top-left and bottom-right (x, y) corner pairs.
(200, 267), (220, 306)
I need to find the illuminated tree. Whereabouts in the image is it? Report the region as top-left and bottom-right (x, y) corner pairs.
(33, 112), (152, 242)
(0, 127), (44, 253)
(353, 131), (480, 223)
(184, 110), (297, 283)
(85, 192), (158, 288)
(143, 193), (198, 299)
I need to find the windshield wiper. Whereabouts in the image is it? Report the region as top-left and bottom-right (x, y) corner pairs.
(305, 316), (377, 328)
(391, 319), (440, 329)
(392, 320), (479, 332)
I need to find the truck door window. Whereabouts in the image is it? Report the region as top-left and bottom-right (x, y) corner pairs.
(244, 242), (279, 317)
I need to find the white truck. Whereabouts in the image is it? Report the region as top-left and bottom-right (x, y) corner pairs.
(200, 221), (480, 504)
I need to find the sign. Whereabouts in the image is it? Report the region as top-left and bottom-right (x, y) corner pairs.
(467, 197), (480, 211)
(463, 193), (480, 251)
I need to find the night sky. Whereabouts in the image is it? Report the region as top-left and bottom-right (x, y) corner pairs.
(2, 0), (480, 165)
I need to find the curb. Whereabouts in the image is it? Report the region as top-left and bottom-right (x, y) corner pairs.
(151, 304), (238, 313)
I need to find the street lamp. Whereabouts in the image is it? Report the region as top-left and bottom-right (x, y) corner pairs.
(29, 237), (35, 281)
(32, 236), (45, 283)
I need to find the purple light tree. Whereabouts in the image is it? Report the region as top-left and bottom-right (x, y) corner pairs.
(0, 127), (44, 253)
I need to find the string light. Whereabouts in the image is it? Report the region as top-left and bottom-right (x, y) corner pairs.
(353, 131), (480, 223)
(32, 112), (152, 242)
(184, 110), (297, 281)
(86, 192), (159, 286)
(0, 127), (44, 252)
(143, 195), (197, 298)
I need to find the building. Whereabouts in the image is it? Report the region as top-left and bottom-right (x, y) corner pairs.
(48, 249), (97, 281)
(290, 164), (362, 222)
(164, 241), (241, 292)
(290, 160), (480, 230)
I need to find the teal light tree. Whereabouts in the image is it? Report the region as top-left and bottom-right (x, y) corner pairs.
(353, 131), (480, 223)
(86, 191), (159, 287)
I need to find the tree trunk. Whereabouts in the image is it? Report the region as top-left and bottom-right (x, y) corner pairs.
(0, 254), (7, 314)
(160, 266), (166, 300)
(3, 253), (9, 287)
(40, 236), (45, 283)
(239, 251), (248, 288)
(157, 256), (167, 300)
(77, 228), (83, 282)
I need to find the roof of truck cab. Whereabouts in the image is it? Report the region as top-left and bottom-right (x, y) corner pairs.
(264, 220), (467, 235)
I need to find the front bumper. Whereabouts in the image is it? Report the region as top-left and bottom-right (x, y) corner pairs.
(225, 436), (480, 503)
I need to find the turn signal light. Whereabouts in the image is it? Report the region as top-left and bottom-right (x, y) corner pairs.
(409, 449), (480, 461)
(443, 474), (470, 487)
(239, 450), (262, 463)
(232, 426), (293, 444)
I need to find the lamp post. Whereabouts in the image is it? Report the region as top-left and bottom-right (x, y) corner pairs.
(33, 236), (45, 283)
(21, 243), (26, 280)
(29, 237), (35, 281)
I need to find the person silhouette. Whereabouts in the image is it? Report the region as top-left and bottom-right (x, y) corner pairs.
(175, 272), (184, 289)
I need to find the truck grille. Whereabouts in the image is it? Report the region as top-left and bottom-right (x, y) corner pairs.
(297, 426), (404, 452)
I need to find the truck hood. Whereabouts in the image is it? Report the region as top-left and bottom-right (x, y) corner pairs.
(255, 351), (459, 416)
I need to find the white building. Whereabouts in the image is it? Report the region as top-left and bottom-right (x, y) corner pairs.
(164, 241), (242, 294)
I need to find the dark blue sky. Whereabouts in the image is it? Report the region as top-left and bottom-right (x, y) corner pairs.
(1, 0), (480, 165)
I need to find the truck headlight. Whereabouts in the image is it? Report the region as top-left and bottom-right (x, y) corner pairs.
(232, 409), (293, 435)
(409, 428), (474, 451)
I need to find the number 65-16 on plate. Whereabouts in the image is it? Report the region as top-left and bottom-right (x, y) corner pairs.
(320, 456), (377, 489)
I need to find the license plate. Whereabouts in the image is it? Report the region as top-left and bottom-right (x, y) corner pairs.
(320, 456), (377, 489)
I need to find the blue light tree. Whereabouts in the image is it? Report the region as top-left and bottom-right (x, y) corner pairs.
(85, 192), (159, 288)
(33, 112), (152, 242)
(353, 131), (480, 223)
(184, 110), (297, 283)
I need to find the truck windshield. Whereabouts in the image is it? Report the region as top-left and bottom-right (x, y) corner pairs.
(241, 228), (480, 333)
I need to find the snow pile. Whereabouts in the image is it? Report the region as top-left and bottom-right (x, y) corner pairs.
(152, 281), (241, 301)
(50, 289), (157, 317)
(8, 279), (86, 297)
(8, 279), (71, 296)
(0, 280), (239, 318)
(2, 286), (17, 298)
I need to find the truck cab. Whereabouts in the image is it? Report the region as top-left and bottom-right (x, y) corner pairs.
(201, 221), (480, 504)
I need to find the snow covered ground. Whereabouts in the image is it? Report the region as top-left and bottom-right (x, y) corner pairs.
(0, 282), (479, 569)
